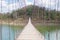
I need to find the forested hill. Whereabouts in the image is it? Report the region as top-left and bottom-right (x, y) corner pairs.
(0, 5), (60, 21)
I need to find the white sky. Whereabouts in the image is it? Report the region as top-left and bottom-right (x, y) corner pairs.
(0, 0), (60, 13)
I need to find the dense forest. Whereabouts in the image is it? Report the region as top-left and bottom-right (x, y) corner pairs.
(0, 5), (60, 22)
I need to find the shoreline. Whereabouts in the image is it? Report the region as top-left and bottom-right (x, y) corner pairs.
(0, 19), (28, 26)
(0, 20), (60, 26)
(0, 21), (60, 26)
(0, 21), (27, 26)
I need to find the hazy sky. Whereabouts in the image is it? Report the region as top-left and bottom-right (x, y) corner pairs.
(0, 0), (60, 13)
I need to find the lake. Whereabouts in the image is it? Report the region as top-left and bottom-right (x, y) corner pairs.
(0, 25), (60, 40)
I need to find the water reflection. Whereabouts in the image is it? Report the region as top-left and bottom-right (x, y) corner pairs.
(0, 25), (22, 40)
(0, 25), (60, 40)
(44, 31), (60, 40)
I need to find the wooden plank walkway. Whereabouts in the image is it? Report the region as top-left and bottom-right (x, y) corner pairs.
(16, 18), (45, 40)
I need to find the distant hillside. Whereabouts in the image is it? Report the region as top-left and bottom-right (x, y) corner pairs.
(0, 5), (60, 21)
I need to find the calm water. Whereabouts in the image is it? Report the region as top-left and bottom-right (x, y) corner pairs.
(0, 25), (23, 40)
(0, 25), (60, 40)
(44, 31), (60, 40)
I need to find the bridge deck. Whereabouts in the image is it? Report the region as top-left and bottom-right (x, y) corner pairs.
(16, 18), (45, 40)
